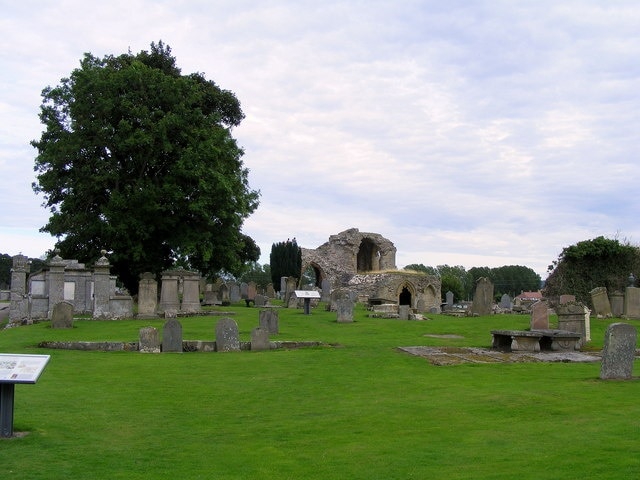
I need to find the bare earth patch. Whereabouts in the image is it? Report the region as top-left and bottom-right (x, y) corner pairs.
(398, 346), (601, 366)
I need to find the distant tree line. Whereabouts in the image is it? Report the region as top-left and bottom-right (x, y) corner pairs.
(403, 263), (541, 302)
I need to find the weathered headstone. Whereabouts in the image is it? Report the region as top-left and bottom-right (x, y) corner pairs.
(215, 317), (240, 352)
(557, 302), (588, 346)
(499, 293), (511, 310)
(559, 294), (576, 304)
(158, 270), (180, 315)
(137, 272), (158, 318)
(610, 291), (624, 317)
(266, 283), (276, 298)
(399, 305), (410, 320)
(247, 281), (257, 301)
(259, 309), (279, 334)
(51, 301), (74, 329)
(255, 294), (268, 307)
(590, 287), (612, 317)
(229, 282), (241, 303)
(180, 270), (202, 314)
(251, 327), (270, 352)
(162, 318), (183, 353)
(530, 301), (549, 330)
(139, 326), (160, 353)
(470, 277), (493, 316)
(445, 291), (454, 308)
(219, 283), (230, 305)
(600, 323), (637, 380)
(335, 291), (354, 323)
(240, 282), (249, 300)
(624, 286), (640, 319)
(321, 278), (331, 302)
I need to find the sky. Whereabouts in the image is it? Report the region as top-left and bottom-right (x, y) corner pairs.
(1, 1), (639, 279)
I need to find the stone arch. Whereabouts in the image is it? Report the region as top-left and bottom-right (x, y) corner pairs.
(397, 282), (416, 307)
(301, 261), (325, 289)
(357, 238), (381, 273)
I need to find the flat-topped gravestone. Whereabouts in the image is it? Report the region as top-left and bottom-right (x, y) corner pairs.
(335, 292), (354, 323)
(530, 301), (549, 330)
(139, 326), (160, 353)
(624, 286), (640, 319)
(137, 272), (158, 318)
(215, 317), (240, 352)
(162, 319), (183, 353)
(559, 294), (576, 304)
(251, 327), (270, 351)
(399, 305), (410, 320)
(600, 323), (637, 380)
(255, 294), (268, 307)
(590, 287), (612, 317)
(51, 301), (74, 329)
(259, 309), (279, 334)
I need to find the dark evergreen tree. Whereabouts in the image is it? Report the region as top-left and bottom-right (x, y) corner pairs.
(270, 239), (302, 291)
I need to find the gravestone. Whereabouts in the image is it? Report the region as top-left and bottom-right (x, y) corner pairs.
(559, 294), (576, 304)
(51, 301), (74, 329)
(335, 291), (354, 323)
(321, 278), (331, 302)
(600, 323), (637, 380)
(251, 327), (270, 351)
(219, 283), (230, 305)
(590, 287), (612, 317)
(610, 291), (624, 317)
(470, 277), (493, 316)
(255, 294), (268, 307)
(228, 282), (241, 303)
(158, 270), (180, 315)
(137, 272), (158, 318)
(266, 283), (276, 298)
(259, 309), (279, 334)
(162, 318), (183, 353)
(180, 270), (202, 314)
(240, 282), (249, 300)
(624, 286), (640, 319)
(445, 291), (454, 308)
(139, 326), (160, 353)
(399, 305), (410, 320)
(557, 302), (588, 346)
(247, 282), (257, 301)
(202, 284), (218, 306)
(215, 317), (240, 352)
(530, 301), (549, 330)
(499, 294), (512, 310)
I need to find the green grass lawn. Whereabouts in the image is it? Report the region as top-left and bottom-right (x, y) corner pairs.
(1, 303), (639, 479)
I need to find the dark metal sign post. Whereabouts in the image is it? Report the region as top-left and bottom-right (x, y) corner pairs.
(0, 354), (50, 438)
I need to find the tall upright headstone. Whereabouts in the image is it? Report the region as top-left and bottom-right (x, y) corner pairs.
(609, 291), (624, 318)
(162, 318), (183, 353)
(158, 270), (180, 315)
(600, 323), (637, 380)
(137, 272), (158, 319)
(219, 283), (230, 305)
(247, 282), (257, 301)
(470, 277), (493, 316)
(9, 254), (29, 324)
(335, 291), (354, 323)
(215, 317), (240, 352)
(499, 294), (512, 310)
(624, 287), (640, 319)
(590, 287), (612, 317)
(530, 301), (549, 330)
(229, 282), (241, 303)
(445, 291), (454, 308)
(180, 270), (201, 314)
(557, 302), (588, 346)
(92, 251), (111, 318)
(47, 251), (66, 319)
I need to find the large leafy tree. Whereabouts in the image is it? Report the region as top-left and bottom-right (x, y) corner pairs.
(31, 42), (260, 293)
(544, 236), (640, 306)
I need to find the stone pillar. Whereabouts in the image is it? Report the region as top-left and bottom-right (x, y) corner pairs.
(48, 252), (66, 319)
(137, 272), (158, 319)
(180, 270), (201, 314)
(158, 270), (180, 315)
(9, 254), (29, 324)
(92, 251), (111, 318)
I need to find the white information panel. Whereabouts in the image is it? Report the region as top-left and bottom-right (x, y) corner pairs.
(0, 354), (51, 384)
(294, 290), (321, 299)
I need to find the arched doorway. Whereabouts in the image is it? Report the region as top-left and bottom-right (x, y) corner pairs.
(399, 286), (412, 306)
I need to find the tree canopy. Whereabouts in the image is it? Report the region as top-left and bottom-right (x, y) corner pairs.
(269, 239), (302, 291)
(544, 236), (640, 306)
(31, 41), (260, 292)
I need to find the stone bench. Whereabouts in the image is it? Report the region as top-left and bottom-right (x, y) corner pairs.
(491, 329), (582, 353)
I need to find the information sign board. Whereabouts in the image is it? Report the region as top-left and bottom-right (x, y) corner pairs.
(0, 354), (51, 384)
(294, 290), (321, 299)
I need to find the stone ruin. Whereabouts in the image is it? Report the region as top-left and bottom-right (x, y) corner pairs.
(300, 228), (441, 314)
